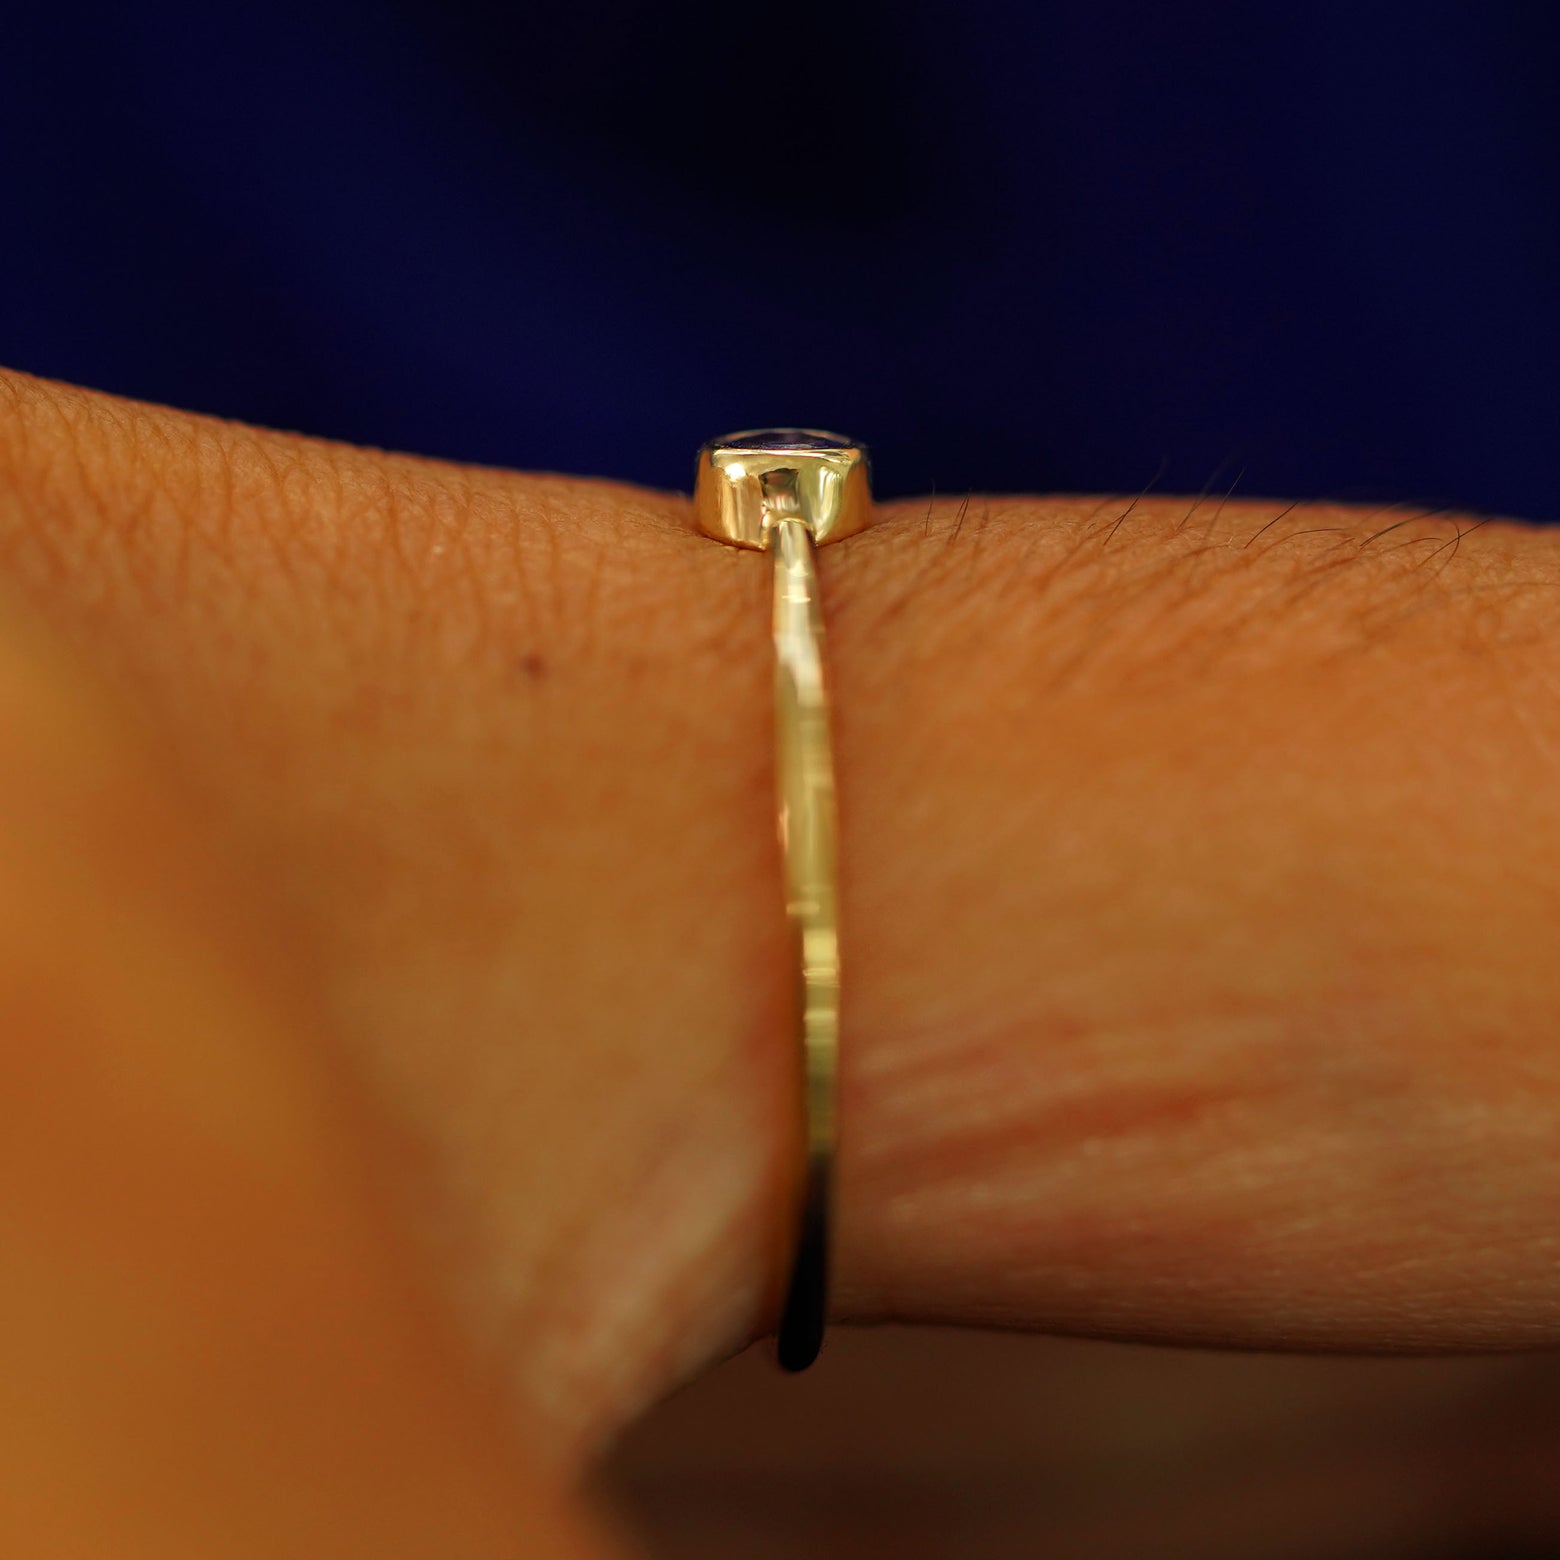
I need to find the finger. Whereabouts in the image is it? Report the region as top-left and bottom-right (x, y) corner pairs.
(831, 493), (1560, 1355)
(5, 368), (1560, 1457)
(611, 1332), (1560, 1560)
(0, 596), (620, 1554)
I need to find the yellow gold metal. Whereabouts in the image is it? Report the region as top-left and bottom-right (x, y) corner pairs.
(693, 428), (867, 1372)
(694, 429), (871, 550)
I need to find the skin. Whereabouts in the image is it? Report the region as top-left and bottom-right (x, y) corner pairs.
(3, 364), (1560, 1553)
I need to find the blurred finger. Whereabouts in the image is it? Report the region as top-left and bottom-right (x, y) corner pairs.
(0, 599), (620, 1555)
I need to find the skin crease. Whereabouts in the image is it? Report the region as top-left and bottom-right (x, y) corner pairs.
(4, 366), (1560, 1547)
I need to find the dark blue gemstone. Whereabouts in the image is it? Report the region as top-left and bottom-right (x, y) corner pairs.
(720, 429), (852, 452)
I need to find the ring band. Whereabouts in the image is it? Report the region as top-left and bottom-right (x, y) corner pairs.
(694, 430), (871, 1371)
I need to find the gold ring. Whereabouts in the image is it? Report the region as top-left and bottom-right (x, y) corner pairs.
(693, 430), (871, 1371)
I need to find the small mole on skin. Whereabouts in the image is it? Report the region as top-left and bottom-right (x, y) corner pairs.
(517, 652), (548, 681)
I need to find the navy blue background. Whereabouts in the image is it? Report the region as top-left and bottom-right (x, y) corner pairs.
(2, 3), (1557, 515)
